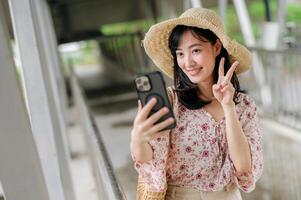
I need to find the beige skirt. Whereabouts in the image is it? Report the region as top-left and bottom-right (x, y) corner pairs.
(165, 183), (242, 200)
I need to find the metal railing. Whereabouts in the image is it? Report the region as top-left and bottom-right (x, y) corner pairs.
(98, 32), (151, 75)
(66, 32), (153, 200)
(70, 69), (127, 200)
(239, 47), (301, 200)
(244, 47), (301, 130)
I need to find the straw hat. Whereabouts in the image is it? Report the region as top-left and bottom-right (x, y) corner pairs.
(143, 8), (252, 79)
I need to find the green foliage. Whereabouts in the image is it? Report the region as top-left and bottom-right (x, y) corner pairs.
(78, 41), (99, 65)
(287, 3), (301, 26)
(100, 19), (154, 35)
(60, 41), (99, 70)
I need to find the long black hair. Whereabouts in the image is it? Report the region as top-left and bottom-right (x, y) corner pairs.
(168, 25), (244, 109)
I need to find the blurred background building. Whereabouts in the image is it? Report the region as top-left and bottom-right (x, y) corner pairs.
(0, 0), (301, 200)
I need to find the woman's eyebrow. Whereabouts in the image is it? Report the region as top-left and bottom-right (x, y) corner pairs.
(188, 43), (203, 48)
(176, 43), (203, 51)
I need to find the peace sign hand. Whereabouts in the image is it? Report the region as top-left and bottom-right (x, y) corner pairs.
(212, 57), (239, 107)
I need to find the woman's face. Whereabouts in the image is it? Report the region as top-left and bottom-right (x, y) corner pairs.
(176, 30), (221, 85)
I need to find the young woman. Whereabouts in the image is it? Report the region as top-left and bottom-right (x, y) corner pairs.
(131, 8), (263, 200)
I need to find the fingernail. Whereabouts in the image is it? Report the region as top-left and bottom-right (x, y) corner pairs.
(164, 107), (169, 112)
(169, 118), (174, 122)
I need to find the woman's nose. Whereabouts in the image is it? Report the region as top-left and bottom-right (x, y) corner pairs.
(184, 54), (196, 69)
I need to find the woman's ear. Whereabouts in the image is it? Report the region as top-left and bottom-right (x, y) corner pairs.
(214, 39), (222, 56)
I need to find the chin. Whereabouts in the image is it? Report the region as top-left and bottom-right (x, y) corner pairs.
(188, 76), (206, 84)
(189, 79), (201, 84)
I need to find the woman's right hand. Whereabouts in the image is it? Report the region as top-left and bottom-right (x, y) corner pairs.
(131, 98), (175, 146)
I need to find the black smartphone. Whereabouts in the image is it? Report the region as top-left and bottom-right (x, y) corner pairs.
(134, 71), (176, 130)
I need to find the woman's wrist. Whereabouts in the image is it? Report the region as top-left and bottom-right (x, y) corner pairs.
(222, 101), (235, 112)
(130, 140), (153, 162)
(131, 139), (147, 149)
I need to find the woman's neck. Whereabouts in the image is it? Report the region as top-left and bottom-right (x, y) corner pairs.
(197, 79), (214, 100)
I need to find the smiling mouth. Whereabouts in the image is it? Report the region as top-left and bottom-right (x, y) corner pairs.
(187, 67), (202, 76)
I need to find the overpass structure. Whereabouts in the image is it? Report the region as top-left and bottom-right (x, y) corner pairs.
(0, 0), (300, 200)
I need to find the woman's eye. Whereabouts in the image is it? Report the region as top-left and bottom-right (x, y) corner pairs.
(176, 52), (184, 57)
(192, 49), (201, 54)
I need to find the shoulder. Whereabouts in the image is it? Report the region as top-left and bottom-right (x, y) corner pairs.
(236, 93), (260, 131)
(237, 92), (256, 105)
(236, 92), (257, 111)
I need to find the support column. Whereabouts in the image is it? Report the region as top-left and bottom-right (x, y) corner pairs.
(219, 0), (227, 25)
(30, 1), (76, 199)
(34, 0), (70, 128)
(233, 0), (272, 108)
(190, 0), (202, 8)
(0, 1), (50, 200)
(8, 0), (74, 199)
(160, 0), (178, 19)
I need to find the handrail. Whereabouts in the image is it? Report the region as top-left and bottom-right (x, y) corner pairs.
(70, 69), (127, 200)
(247, 46), (301, 54)
(245, 46), (301, 130)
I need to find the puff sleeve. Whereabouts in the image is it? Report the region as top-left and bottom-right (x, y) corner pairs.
(131, 134), (170, 192)
(233, 95), (264, 192)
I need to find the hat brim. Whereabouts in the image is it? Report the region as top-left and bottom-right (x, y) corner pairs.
(143, 17), (252, 79)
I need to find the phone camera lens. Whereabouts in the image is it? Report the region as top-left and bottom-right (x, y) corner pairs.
(143, 81), (148, 86)
(136, 79), (141, 84)
(138, 85), (144, 91)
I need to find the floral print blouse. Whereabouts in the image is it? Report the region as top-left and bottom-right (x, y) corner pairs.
(132, 87), (263, 193)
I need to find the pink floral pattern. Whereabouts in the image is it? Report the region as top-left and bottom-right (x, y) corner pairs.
(132, 88), (263, 193)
